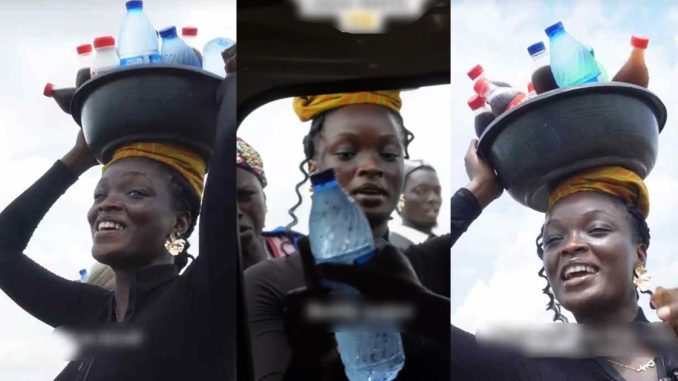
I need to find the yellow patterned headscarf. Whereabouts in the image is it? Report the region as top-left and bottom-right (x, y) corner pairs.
(293, 90), (402, 122)
(103, 142), (206, 197)
(548, 166), (649, 218)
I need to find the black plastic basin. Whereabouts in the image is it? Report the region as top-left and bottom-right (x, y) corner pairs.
(477, 82), (667, 212)
(71, 64), (223, 163)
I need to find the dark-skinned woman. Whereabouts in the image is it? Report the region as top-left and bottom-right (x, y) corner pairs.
(237, 137), (302, 269)
(244, 92), (500, 381)
(389, 160), (442, 249)
(0, 132), (228, 380)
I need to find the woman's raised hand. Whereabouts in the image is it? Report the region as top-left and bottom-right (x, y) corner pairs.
(61, 130), (99, 175)
(464, 139), (503, 208)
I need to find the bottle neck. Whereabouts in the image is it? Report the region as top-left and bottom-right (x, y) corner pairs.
(531, 51), (549, 67)
(630, 47), (646, 61)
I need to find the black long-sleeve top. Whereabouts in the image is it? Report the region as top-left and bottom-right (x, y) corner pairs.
(244, 188), (482, 381)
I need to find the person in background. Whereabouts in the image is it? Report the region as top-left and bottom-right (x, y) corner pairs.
(237, 137), (302, 269)
(390, 160), (442, 249)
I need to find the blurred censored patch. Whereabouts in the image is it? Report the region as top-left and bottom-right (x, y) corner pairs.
(476, 322), (678, 358)
(291, 0), (432, 33)
(54, 324), (145, 360)
(302, 294), (416, 331)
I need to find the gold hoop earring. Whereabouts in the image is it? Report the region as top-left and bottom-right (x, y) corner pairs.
(633, 264), (651, 293)
(396, 194), (405, 213)
(165, 232), (186, 256)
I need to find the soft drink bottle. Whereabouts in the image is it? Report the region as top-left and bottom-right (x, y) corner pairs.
(159, 26), (201, 68)
(527, 82), (536, 99)
(43, 83), (75, 114)
(308, 169), (405, 381)
(202, 37), (235, 77)
(467, 64), (512, 88)
(76, 44), (92, 87)
(181, 26), (203, 64)
(474, 78), (526, 115)
(545, 21), (600, 87)
(118, 0), (161, 66)
(612, 35), (649, 88)
(527, 41), (558, 94)
(91, 36), (120, 78)
(467, 94), (495, 138)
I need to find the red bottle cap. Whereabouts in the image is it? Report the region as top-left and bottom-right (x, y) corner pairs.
(93, 36), (116, 49)
(473, 79), (491, 96)
(467, 64), (484, 80)
(77, 44), (92, 55)
(527, 82), (535, 93)
(467, 94), (486, 110)
(43, 83), (55, 97)
(182, 26), (198, 36)
(631, 35), (649, 49)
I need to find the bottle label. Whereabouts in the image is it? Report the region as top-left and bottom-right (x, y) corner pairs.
(120, 53), (161, 67)
(506, 93), (527, 111)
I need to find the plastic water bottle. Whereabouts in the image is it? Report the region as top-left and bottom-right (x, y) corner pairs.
(545, 21), (600, 87)
(79, 269), (88, 283)
(181, 26), (203, 64)
(118, 0), (161, 66)
(159, 26), (201, 68)
(308, 169), (405, 381)
(91, 36), (120, 78)
(202, 37), (235, 77)
(527, 41), (558, 94)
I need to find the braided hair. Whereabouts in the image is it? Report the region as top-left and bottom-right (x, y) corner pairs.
(535, 200), (651, 322)
(285, 107), (415, 229)
(163, 165), (201, 272)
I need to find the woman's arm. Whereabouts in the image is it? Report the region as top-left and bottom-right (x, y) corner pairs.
(0, 132), (108, 328)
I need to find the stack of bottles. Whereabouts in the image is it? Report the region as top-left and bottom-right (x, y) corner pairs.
(44, 0), (236, 111)
(466, 20), (651, 137)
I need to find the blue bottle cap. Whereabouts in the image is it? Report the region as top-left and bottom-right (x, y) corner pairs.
(159, 26), (178, 38)
(527, 41), (545, 56)
(126, 0), (143, 10)
(545, 21), (564, 37)
(310, 168), (336, 186)
(79, 269), (87, 275)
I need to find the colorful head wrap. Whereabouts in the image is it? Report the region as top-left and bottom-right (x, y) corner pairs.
(293, 90), (402, 122)
(236, 137), (267, 187)
(548, 166), (649, 218)
(103, 142), (206, 197)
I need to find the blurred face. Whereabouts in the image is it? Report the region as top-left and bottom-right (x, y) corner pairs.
(401, 169), (441, 229)
(87, 158), (187, 269)
(309, 104), (405, 228)
(542, 192), (646, 317)
(236, 167), (267, 267)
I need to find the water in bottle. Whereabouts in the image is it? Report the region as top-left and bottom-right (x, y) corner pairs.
(527, 41), (558, 94)
(181, 26), (203, 64)
(159, 26), (201, 68)
(545, 21), (600, 87)
(308, 169), (405, 381)
(118, 0), (161, 66)
(612, 35), (649, 88)
(202, 37), (235, 77)
(76, 44), (93, 87)
(91, 36), (120, 78)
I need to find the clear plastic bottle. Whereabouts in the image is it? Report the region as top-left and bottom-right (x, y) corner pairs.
(527, 41), (558, 94)
(76, 43), (93, 87)
(468, 94), (495, 138)
(308, 169), (405, 381)
(181, 26), (202, 64)
(474, 78), (526, 115)
(118, 0), (161, 66)
(545, 21), (600, 87)
(91, 36), (120, 78)
(79, 269), (89, 283)
(467, 64), (511, 88)
(612, 35), (649, 88)
(202, 37), (235, 77)
(159, 26), (201, 68)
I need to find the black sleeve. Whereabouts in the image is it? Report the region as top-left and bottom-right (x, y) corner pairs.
(451, 325), (521, 380)
(244, 256), (305, 381)
(0, 161), (111, 328)
(450, 187), (482, 246)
